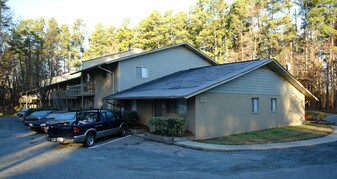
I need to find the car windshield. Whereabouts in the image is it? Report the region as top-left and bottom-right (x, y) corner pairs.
(30, 110), (52, 117)
(20, 108), (29, 112)
(47, 112), (76, 121)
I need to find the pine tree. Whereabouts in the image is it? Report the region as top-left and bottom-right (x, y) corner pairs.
(135, 10), (166, 50)
(189, 0), (229, 63)
(44, 18), (61, 77)
(226, 0), (253, 61)
(84, 23), (117, 60)
(115, 18), (135, 51)
(70, 19), (86, 70)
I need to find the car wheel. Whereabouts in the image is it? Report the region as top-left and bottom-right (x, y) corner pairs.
(84, 133), (95, 147)
(119, 124), (127, 137)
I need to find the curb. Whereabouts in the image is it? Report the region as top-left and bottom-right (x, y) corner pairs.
(174, 126), (337, 152)
(143, 133), (190, 145)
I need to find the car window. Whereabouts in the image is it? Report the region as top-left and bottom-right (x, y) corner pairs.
(30, 110), (52, 116)
(106, 111), (114, 122)
(20, 108), (29, 112)
(101, 112), (108, 123)
(77, 112), (99, 123)
(46, 113), (59, 119)
(55, 113), (76, 120)
(47, 112), (76, 120)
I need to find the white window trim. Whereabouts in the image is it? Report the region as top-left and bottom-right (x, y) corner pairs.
(136, 66), (149, 78)
(252, 98), (259, 113)
(271, 98), (277, 112)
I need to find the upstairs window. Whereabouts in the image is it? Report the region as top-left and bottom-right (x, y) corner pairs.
(84, 73), (91, 82)
(271, 98), (277, 112)
(136, 67), (148, 78)
(252, 98), (259, 113)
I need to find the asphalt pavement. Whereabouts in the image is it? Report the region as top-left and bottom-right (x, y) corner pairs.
(325, 114), (337, 124)
(1, 116), (337, 178)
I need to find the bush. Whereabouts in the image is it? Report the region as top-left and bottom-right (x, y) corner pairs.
(123, 111), (140, 127)
(305, 111), (327, 121)
(149, 117), (185, 136)
(0, 110), (16, 116)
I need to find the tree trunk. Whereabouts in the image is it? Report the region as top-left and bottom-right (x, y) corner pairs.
(326, 60), (330, 111)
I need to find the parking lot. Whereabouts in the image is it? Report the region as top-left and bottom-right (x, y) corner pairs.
(1, 116), (337, 178)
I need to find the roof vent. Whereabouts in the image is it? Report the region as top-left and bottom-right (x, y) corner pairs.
(128, 45), (133, 51)
(286, 63), (291, 72)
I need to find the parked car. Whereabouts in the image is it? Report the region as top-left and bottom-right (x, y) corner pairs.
(43, 111), (77, 133)
(49, 110), (127, 147)
(16, 108), (30, 118)
(24, 110), (56, 132)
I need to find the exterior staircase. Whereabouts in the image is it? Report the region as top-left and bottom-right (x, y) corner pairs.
(51, 92), (67, 110)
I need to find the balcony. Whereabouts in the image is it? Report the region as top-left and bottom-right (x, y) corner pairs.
(67, 84), (95, 97)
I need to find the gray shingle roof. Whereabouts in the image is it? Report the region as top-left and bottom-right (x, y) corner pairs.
(105, 59), (276, 100)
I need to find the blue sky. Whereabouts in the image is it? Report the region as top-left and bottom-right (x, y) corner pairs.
(8, 0), (197, 32)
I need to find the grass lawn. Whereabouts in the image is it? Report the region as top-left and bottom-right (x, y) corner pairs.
(197, 124), (333, 145)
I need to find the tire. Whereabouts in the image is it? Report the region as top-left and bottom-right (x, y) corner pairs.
(119, 124), (127, 137)
(84, 132), (95, 147)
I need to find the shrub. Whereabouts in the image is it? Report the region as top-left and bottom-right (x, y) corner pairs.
(149, 117), (185, 136)
(123, 111), (140, 127)
(305, 111), (327, 121)
(1, 110), (16, 116)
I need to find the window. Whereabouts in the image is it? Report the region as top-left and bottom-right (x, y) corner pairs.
(85, 73), (91, 82)
(167, 100), (177, 113)
(102, 112), (108, 122)
(177, 99), (187, 115)
(252, 98), (259, 113)
(106, 111), (114, 121)
(136, 67), (148, 78)
(271, 98), (277, 112)
(131, 100), (137, 111)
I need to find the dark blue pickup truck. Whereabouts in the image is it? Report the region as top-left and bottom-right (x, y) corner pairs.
(48, 110), (127, 147)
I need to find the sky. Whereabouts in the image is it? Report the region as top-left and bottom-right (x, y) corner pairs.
(7, 0), (198, 33)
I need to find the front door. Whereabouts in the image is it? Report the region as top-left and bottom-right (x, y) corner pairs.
(154, 100), (168, 117)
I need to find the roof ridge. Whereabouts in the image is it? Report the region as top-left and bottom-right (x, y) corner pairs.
(83, 48), (145, 62)
(186, 58), (272, 71)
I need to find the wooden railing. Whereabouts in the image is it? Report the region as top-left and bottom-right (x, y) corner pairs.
(67, 84), (95, 97)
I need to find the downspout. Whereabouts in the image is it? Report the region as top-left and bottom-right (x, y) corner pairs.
(99, 65), (115, 108)
(98, 65), (114, 93)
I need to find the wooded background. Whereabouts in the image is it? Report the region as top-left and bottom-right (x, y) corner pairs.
(0, 0), (336, 110)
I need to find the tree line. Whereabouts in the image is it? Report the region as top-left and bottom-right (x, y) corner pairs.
(0, 0), (336, 110)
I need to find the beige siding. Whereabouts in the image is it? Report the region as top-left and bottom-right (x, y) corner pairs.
(194, 67), (305, 139)
(136, 100), (154, 125)
(209, 66), (282, 95)
(119, 46), (213, 91)
(134, 99), (196, 135)
(92, 64), (119, 108)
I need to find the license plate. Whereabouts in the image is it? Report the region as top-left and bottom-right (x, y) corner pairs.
(57, 137), (65, 142)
